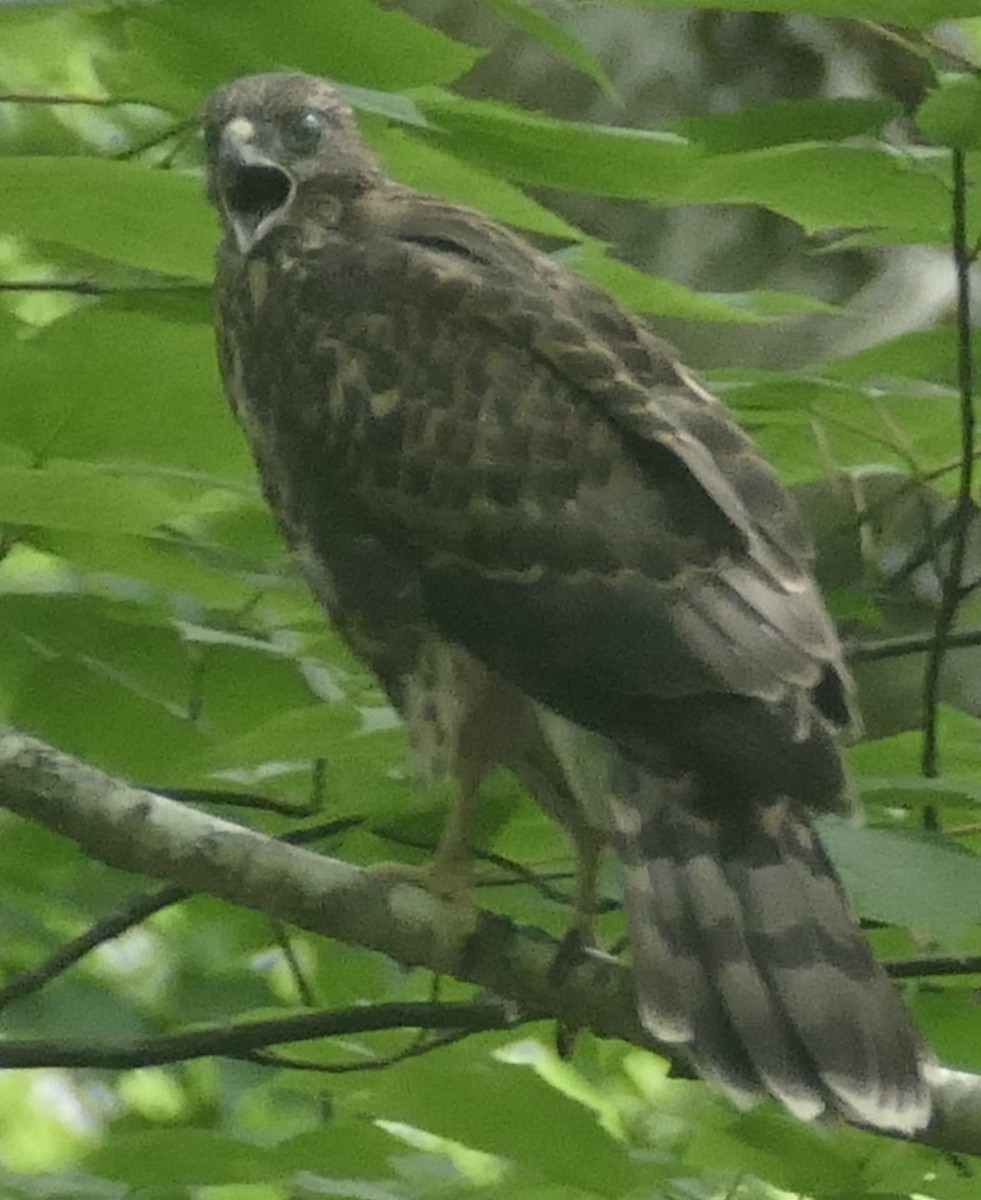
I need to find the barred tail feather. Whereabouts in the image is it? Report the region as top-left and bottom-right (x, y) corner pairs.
(609, 775), (931, 1134)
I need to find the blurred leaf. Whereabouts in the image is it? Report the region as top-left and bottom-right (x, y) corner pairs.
(913, 986), (981, 1073)
(686, 1105), (865, 1193)
(85, 1129), (283, 1186)
(716, 370), (960, 482)
(481, 0), (617, 98)
(849, 706), (981, 779)
(39, 530), (260, 610)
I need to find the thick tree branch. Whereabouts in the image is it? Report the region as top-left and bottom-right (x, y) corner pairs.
(1, 725), (980, 1154)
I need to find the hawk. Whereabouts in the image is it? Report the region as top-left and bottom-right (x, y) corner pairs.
(202, 71), (931, 1132)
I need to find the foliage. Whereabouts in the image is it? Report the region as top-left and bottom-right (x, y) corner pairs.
(1, 0), (981, 1197)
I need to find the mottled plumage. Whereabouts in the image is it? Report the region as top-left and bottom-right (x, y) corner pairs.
(203, 72), (931, 1131)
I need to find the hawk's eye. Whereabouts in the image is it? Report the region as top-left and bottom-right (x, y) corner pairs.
(282, 111), (323, 157)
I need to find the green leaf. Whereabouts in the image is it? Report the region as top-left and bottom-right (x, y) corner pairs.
(673, 96), (901, 153)
(681, 144), (950, 239)
(337, 82), (433, 129)
(369, 123), (585, 240)
(822, 326), (976, 388)
(618, 0), (981, 27)
(819, 819), (981, 944)
(8, 655), (206, 782)
(686, 1106), (865, 1194)
(0, 158), (215, 280)
(0, 462), (184, 535)
(98, 0), (482, 110)
(917, 74), (981, 150)
(566, 242), (837, 322)
(849, 706), (981, 779)
(358, 1040), (650, 1196)
(39, 530), (260, 610)
(716, 371), (961, 482)
(414, 89), (698, 199)
(85, 1129), (283, 1186)
(480, 0), (618, 99)
(198, 703), (363, 770)
(0, 293), (248, 478)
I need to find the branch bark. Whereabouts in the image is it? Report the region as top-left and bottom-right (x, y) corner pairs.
(1, 724), (980, 1154)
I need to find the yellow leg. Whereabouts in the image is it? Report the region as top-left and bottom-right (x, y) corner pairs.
(371, 765), (481, 910)
(570, 825), (604, 947)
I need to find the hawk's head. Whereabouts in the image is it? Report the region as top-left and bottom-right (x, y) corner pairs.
(202, 72), (378, 255)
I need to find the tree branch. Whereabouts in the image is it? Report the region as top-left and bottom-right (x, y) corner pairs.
(921, 147), (976, 777)
(849, 626), (981, 664)
(0, 1000), (514, 1070)
(1, 725), (980, 1153)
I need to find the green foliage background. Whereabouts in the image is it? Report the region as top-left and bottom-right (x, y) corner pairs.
(2, 1), (981, 1197)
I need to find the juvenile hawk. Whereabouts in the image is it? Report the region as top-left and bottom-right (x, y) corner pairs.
(203, 72), (930, 1132)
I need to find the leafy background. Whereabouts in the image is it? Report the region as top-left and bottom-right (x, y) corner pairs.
(2, 0), (981, 1197)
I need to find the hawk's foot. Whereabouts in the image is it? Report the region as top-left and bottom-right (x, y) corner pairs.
(368, 855), (479, 937)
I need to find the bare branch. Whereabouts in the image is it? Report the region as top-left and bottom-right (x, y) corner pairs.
(0, 1000), (514, 1070)
(1, 725), (980, 1152)
(922, 148), (977, 777)
(0, 280), (207, 296)
(886, 954), (981, 979)
(849, 627), (981, 664)
(0, 884), (185, 1011)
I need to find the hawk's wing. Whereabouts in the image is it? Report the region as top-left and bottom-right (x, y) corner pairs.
(257, 196), (929, 1130)
(286, 192), (850, 802)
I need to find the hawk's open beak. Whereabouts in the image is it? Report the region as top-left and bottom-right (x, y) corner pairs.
(217, 122), (295, 255)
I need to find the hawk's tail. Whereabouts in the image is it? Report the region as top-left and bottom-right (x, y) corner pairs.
(608, 775), (931, 1134)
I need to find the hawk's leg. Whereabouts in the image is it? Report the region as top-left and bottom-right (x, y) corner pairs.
(417, 758), (482, 901)
(549, 823), (606, 988)
(370, 761), (482, 930)
(571, 823), (604, 947)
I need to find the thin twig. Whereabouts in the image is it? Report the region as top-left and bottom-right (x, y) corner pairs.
(945, 821), (981, 838)
(0, 280), (207, 296)
(112, 118), (195, 162)
(0, 93), (121, 107)
(242, 1027), (474, 1073)
(0, 884), (186, 1011)
(0, 1001), (517, 1070)
(886, 954), (981, 979)
(152, 785), (321, 819)
(922, 147), (977, 778)
(850, 625), (981, 663)
(0, 815), (362, 1010)
(270, 921), (318, 1007)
